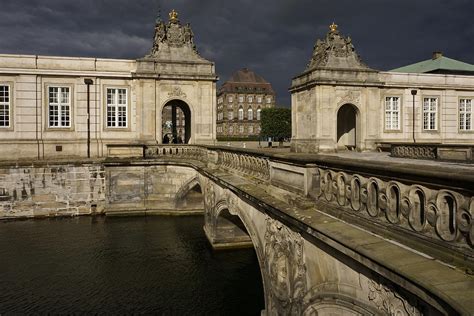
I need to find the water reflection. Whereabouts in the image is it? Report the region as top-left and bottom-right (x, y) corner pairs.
(0, 216), (264, 315)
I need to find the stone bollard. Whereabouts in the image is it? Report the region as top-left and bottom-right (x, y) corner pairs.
(243, 143), (246, 148)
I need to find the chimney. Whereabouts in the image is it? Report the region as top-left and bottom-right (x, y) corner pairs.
(432, 51), (443, 60)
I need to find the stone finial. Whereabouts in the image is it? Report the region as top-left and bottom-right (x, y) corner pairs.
(169, 9), (179, 23)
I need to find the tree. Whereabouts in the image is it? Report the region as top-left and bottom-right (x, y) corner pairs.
(260, 108), (291, 146)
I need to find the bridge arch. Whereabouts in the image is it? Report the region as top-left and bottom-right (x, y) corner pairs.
(174, 176), (203, 212)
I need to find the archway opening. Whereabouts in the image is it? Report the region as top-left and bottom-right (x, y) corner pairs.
(337, 103), (357, 150)
(176, 182), (204, 213)
(162, 99), (191, 144)
(214, 208), (253, 248)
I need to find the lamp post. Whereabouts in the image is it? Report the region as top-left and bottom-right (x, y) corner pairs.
(84, 79), (94, 158)
(411, 89), (417, 143)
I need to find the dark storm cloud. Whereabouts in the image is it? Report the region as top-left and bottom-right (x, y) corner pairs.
(1, 0), (473, 105)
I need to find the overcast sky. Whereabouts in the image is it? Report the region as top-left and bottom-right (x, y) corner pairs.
(1, 0), (473, 106)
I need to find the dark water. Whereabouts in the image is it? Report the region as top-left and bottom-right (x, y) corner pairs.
(0, 216), (264, 315)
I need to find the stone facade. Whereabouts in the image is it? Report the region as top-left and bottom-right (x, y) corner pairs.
(105, 164), (203, 215)
(216, 68), (275, 139)
(0, 163), (105, 219)
(290, 23), (474, 153)
(0, 10), (217, 160)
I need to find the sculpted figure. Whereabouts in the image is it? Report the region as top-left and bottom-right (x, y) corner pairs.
(155, 21), (166, 43)
(183, 23), (194, 44)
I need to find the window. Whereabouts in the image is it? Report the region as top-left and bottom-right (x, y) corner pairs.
(238, 108), (244, 120)
(257, 126), (261, 133)
(266, 96), (272, 104)
(257, 108), (261, 120)
(460, 99), (473, 131)
(248, 96), (253, 103)
(228, 111), (234, 120)
(48, 87), (70, 127)
(248, 108), (253, 120)
(229, 126), (233, 134)
(228, 96), (233, 103)
(385, 97), (400, 130)
(239, 125), (244, 134)
(248, 125), (253, 134)
(423, 97), (438, 130)
(107, 88), (127, 128)
(257, 96), (262, 103)
(0, 85), (10, 127)
(238, 95), (244, 102)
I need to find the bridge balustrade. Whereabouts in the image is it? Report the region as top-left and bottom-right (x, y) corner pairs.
(142, 144), (473, 265)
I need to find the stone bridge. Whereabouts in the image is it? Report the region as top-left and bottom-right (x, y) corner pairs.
(103, 145), (473, 315)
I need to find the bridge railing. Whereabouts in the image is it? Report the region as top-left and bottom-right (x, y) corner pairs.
(142, 144), (473, 260)
(308, 166), (473, 256)
(144, 145), (208, 162)
(144, 145), (270, 181)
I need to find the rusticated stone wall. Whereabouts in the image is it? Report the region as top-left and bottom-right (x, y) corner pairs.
(0, 164), (105, 219)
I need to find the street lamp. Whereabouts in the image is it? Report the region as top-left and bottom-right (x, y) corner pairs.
(84, 78), (94, 158)
(411, 90), (417, 143)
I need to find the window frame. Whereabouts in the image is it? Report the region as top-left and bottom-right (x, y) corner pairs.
(256, 108), (261, 121)
(0, 83), (13, 130)
(459, 97), (474, 132)
(238, 107), (244, 120)
(384, 96), (402, 132)
(248, 107), (253, 121)
(104, 86), (130, 130)
(45, 84), (74, 130)
(422, 96), (439, 131)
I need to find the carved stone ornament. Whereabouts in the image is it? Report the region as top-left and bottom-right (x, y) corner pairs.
(147, 10), (200, 58)
(339, 90), (361, 105)
(368, 280), (421, 316)
(264, 216), (307, 315)
(312, 167), (474, 250)
(203, 177), (216, 213)
(167, 87), (187, 98)
(306, 22), (371, 71)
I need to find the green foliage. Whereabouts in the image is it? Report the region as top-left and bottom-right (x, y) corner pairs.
(260, 108), (291, 140)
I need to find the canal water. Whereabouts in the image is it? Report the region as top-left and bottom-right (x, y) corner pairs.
(0, 216), (264, 315)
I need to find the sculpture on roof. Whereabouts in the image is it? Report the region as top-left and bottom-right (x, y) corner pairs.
(306, 22), (371, 70)
(146, 9), (199, 58)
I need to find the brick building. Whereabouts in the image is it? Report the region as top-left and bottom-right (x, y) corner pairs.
(216, 68), (275, 139)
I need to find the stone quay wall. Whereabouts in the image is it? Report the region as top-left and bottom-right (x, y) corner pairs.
(0, 163), (105, 219)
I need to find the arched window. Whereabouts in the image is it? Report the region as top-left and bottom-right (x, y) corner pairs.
(248, 108), (253, 120)
(238, 107), (244, 120)
(256, 108), (261, 120)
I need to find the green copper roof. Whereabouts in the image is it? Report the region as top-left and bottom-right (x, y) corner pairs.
(390, 55), (474, 73)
